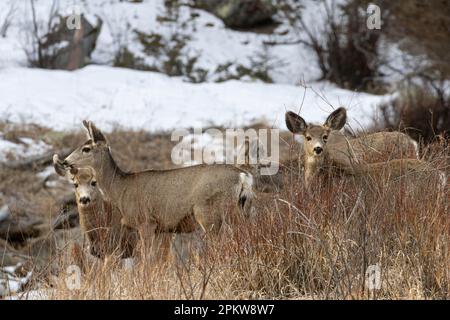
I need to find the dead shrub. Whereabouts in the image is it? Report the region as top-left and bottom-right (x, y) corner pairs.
(376, 85), (450, 145)
(277, 0), (383, 92)
(4, 124), (448, 300)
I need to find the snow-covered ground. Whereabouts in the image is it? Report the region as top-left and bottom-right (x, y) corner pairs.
(0, 264), (32, 298)
(0, 0), (320, 84)
(0, 0), (392, 144)
(0, 135), (50, 162)
(5, 289), (52, 300)
(0, 65), (389, 133)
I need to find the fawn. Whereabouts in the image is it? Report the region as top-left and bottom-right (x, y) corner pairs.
(53, 157), (138, 259)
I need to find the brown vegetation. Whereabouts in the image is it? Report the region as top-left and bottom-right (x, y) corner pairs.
(375, 86), (450, 146)
(1, 121), (448, 299)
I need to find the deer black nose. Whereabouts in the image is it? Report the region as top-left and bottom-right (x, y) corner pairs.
(80, 197), (91, 205)
(314, 147), (323, 154)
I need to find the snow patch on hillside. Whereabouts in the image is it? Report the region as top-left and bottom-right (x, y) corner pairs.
(0, 65), (389, 133)
(0, 136), (50, 162)
(0, 0), (323, 84)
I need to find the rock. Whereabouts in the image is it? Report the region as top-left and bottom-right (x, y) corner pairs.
(23, 228), (83, 271)
(52, 208), (79, 230)
(0, 214), (43, 242)
(1, 148), (72, 170)
(0, 269), (32, 298)
(0, 205), (10, 224)
(40, 14), (102, 70)
(0, 239), (30, 269)
(194, 0), (277, 29)
(52, 194), (79, 230)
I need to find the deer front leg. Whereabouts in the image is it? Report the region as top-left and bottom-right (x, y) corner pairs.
(193, 202), (222, 234)
(136, 222), (157, 259)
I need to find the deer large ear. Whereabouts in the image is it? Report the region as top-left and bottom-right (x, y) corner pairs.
(53, 154), (68, 178)
(285, 111), (307, 134)
(324, 107), (347, 131)
(238, 137), (267, 166)
(86, 121), (107, 144)
(82, 120), (92, 140)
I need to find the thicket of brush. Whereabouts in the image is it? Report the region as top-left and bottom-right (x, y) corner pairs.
(19, 141), (448, 300)
(375, 85), (450, 146)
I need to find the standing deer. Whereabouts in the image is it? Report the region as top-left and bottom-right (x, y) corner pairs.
(284, 107), (444, 187)
(53, 158), (138, 259)
(54, 121), (254, 245)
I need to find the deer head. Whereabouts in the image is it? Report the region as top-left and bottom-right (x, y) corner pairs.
(70, 167), (102, 207)
(53, 155), (104, 207)
(61, 120), (109, 170)
(285, 107), (347, 185)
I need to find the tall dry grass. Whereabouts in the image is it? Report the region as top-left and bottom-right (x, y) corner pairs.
(16, 140), (447, 301)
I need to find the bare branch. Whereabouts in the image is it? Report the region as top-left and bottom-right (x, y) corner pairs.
(0, 2), (16, 38)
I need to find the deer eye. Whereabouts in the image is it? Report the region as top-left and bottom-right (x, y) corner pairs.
(91, 181), (97, 187)
(306, 136), (312, 141)
(74, 183), (79, 188)
(82, 147), (91, 153)
(323, 135), (328, 141)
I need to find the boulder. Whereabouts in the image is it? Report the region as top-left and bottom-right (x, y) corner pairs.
(194, 0), (276, 29)
(23, 228), (83, 271)
(39, 14), (102, 70)
(52, 194), (79, 230)
(0, 212), (43, 242)
(0, 239), (30, 269)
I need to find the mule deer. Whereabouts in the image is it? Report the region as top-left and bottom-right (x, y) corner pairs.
(285, 107), (444, 187)
(55, 121), (254, 242)
(238, 122), (419, 192)
(53, 157), (138, 259)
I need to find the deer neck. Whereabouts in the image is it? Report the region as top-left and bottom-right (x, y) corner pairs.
(303, 152), (326, 186)
(79, 199), (121, 247)
(96, 149), (126, 200)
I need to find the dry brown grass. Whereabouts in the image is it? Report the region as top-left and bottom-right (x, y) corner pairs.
(1, 122), (449, 300)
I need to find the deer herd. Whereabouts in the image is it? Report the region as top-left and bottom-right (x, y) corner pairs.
(52, 109), (446, 265)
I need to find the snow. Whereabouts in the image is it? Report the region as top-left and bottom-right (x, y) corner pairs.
(0, 65), (389, 133)
(0, 0), (323, 84)
(0, 266), (32, 298)
(0, 0), (393, 136)
(0, 136), (51, 162)
(5, 289), (52, 300)
(36, 166), (56, 179)
(0, 0), (394, 153)
(0, 205), (10, 223)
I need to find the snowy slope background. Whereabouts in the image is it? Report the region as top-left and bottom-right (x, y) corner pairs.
(0, 0), (394, 131)
(0, 0), (397, 162)
(0, 1), (440, 299)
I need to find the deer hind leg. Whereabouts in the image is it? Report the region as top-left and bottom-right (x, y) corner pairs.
(237, 172), (256, 218)
(240, 193), (255, 219)
(135, 222), (158, 260)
